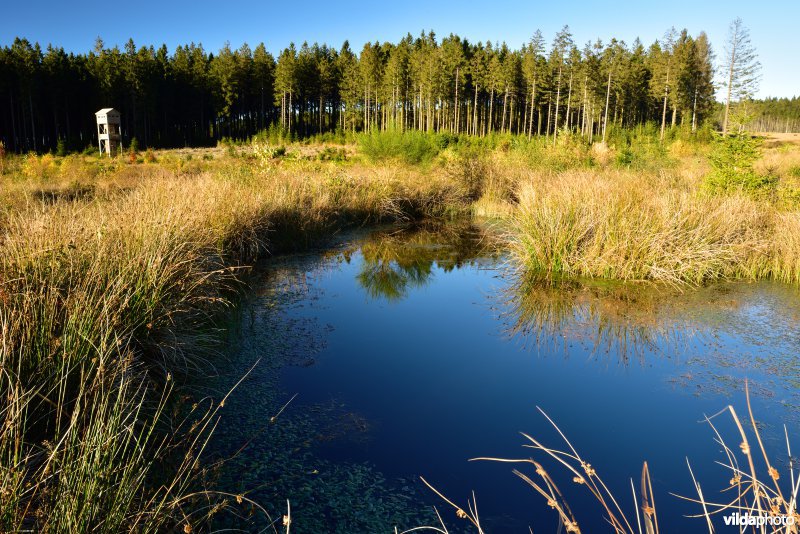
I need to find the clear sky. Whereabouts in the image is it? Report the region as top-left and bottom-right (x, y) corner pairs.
(1, 0), (797, 98)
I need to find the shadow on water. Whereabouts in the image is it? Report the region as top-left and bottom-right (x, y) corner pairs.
(202, 221), (497, 532)
(203, 220), (800, 533)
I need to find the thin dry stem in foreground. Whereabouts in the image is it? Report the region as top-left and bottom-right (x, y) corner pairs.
(421, 385), (798, 533)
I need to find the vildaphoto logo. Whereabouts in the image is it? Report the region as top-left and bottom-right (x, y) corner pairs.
(723, 512), (796, 527)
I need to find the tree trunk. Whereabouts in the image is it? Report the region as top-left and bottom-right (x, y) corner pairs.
(528, 78), (536, 138)
(501, 87), (508, 133)
(473, 83), (479, 136)
(523, 86), (529, 137)
(581, 76), (588, 138)
(565, 71), (573, 131)
(509, 94), (515, 133)
(553, 64), (562, 146)
(546, 101), (551, 139)
(29, 94), (36, 152)
(454, 67), (460, 134)
(488, 86), (495, 134)
(722, 25), (738, 136)
(537, 105), (543, 136)
(602, 69), (612, 143)
(9, 91), (18, 151)
(660, 65), (671, 141)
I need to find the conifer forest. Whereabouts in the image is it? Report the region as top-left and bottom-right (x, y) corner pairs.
(0, 27), (744, 152)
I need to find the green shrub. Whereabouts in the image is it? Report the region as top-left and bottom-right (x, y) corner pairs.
(449, 145), (488, 200)
(252, 143), (287, 168)
(319, 146), (347, 162)
(706, 133), (775, 194)
(358, 129), (441, 165)
(56, 137), (67, 157)
(251, 124), (296, 145)
(616, 146), (634, 166)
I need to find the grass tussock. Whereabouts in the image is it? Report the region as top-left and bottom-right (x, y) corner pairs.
(506, 131), (800, 287)
(508, 164), (800, 286)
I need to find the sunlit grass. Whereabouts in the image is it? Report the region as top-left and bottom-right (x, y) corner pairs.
(507, 157), (800, 286)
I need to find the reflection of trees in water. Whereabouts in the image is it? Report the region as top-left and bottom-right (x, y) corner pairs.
(507, 272), (800, 409)
(256, 220), (495, 302)
(349, 221), (496, 300)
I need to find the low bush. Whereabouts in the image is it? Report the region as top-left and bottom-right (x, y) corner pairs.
(319, 146), (347, 162)
(358, 129), (442, 165)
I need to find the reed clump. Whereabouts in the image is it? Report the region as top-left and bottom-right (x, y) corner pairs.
(507, 165), (800, 286)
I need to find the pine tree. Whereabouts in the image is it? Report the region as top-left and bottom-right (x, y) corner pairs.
(721, 18), (761, 135)
(274, 44), (297, 134)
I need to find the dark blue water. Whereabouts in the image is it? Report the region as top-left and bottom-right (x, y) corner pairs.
(211, 222), (800, 533)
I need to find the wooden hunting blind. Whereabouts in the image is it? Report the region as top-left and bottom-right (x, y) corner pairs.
(95, 108), (121, 156)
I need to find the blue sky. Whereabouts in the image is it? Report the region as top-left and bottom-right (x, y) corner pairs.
(2, 0), (797, 98)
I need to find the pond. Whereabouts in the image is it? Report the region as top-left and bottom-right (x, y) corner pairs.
(207, 221), (800, 533)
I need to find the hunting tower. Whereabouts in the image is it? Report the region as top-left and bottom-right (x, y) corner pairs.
(95, 108), (121, 156)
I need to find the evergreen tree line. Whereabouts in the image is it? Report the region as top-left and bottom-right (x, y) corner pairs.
(0, 26), (780, 153)
(736, 97), (800, 133)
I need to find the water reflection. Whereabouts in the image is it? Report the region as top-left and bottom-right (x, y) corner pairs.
(285, 221), (800, 374)
(507, 275), (698, 363)
(506, 269), (800, 404)
(334, 222), (739, 365)
(331, 221), (800, 388)
(329, 220), (496, 300)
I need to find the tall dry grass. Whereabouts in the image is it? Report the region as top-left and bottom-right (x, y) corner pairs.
(507, 166), (800, 286)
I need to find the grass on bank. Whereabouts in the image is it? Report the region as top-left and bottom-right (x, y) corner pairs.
(507, 132), (800, 286)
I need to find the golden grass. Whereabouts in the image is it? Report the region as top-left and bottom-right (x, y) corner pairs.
(419, 385), (798, 533)
(507, 151), (800, 286)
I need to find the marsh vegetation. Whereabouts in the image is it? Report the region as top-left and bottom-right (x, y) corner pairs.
(2, 128), (800, 531)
